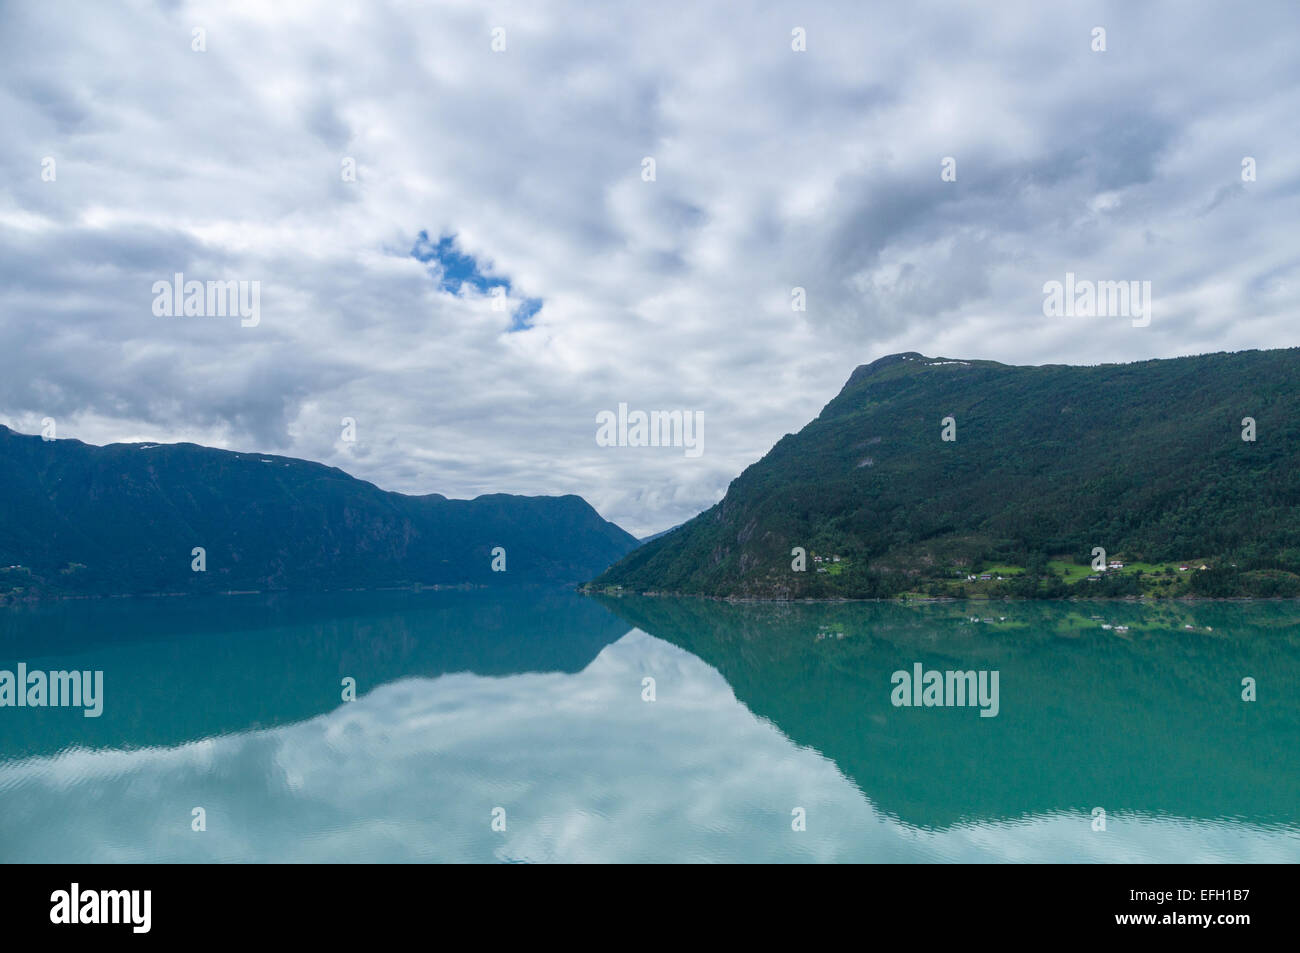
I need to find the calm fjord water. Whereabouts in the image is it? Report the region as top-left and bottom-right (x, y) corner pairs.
(0, 590), (1296, 862)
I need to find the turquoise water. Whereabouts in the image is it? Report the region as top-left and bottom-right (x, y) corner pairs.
(0, 590), (1296, 862)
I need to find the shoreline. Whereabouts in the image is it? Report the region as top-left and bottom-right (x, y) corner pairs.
(582, 588), (1292, 604)
(0, 581), (508, 609)
(3, 584), (1295, 609)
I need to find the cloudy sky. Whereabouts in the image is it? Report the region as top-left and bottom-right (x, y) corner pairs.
(2, 1), (1298, 536)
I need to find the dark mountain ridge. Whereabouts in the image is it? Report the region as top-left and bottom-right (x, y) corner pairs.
(0, 426), (638, 599)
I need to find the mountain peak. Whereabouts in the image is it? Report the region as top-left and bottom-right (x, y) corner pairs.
(846, 352), (980, 386)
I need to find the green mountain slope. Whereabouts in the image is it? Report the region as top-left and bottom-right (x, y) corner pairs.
(592, 349), (1300, 599)
(0, 426), (637, 599)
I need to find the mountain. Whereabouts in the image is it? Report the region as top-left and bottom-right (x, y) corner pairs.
(591, 349), (1300, 599)
(0, 426), (637, 600)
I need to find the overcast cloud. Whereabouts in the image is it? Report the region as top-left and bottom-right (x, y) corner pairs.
(2, 0), (1298, 535)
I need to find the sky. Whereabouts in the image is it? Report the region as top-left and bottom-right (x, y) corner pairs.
(2, 0), (1298, 537)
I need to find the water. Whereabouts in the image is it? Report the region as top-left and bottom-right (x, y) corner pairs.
(0, 590), (1296, 862)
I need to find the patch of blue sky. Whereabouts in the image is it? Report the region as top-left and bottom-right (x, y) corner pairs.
(412, 230), (541, 331)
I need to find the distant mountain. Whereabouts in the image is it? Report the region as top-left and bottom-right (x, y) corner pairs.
(638, 523), (684, 545)
(0, 426), (637, 600)
(591, 349), (1300, 599)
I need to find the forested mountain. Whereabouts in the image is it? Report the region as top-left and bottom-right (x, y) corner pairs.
(0, 426), (637, 600)
(591, 349), (1300, 599)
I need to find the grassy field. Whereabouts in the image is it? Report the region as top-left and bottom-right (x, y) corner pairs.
(1047, 560), (1094, 583)
(915, 557), (1214, 599)
(837, 555), (1237, 601)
